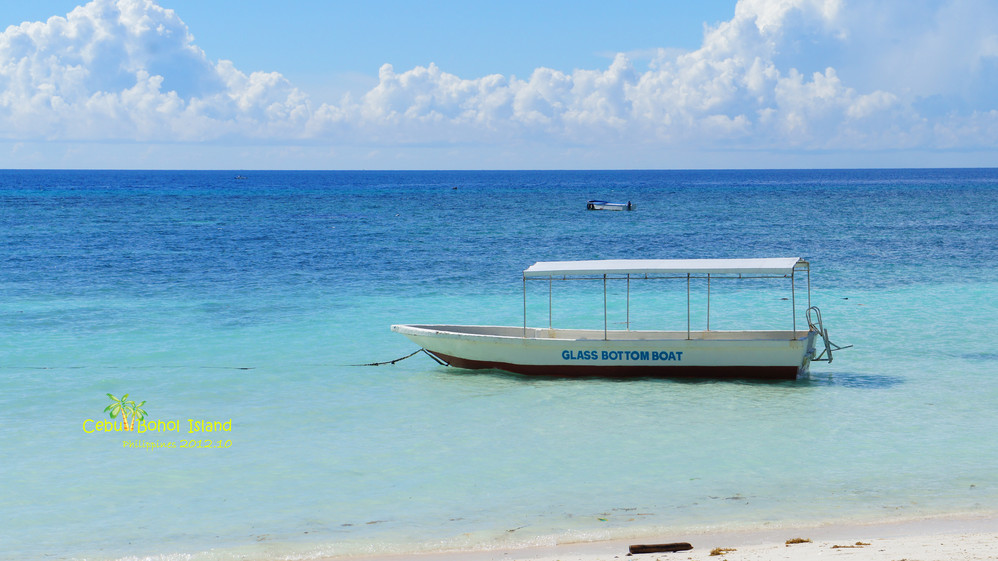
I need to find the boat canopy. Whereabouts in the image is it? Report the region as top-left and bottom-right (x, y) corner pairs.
(523, 257), (803, 278)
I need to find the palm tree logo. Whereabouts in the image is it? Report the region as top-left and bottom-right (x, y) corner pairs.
(103, 393), (148, 432)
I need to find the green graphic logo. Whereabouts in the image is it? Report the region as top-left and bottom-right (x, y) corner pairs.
(102, 393), (147, 432)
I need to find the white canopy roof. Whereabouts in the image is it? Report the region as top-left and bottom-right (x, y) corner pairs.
(523, 257), (803, 277)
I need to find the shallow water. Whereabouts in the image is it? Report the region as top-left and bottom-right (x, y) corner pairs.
(1, 169), (997, 560)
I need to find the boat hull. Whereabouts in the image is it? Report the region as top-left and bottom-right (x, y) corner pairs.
(392, 324), (817, 380)
(586, 200), (634, 211)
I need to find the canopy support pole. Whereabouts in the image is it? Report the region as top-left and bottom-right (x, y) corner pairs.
(522, 275), (527, 338)
(687, 273), (691, 340)
(792, 270), (796, 332)
(603, 274), (608, 341)
(626, 274), (630, 331)
(548, 277), (552, 329)
(707, 273), (711, 331)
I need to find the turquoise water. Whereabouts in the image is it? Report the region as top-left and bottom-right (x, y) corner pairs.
(1, 169), (997, 560)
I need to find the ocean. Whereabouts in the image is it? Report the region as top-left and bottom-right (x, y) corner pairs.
(1, 169), (996, 560)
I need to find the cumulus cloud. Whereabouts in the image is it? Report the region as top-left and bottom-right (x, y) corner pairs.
(1, 0), (997, 159)
(0, 0), (308, 141)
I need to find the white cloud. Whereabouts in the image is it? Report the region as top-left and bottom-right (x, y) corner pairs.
(0, 0), (996, 165)
(0, 0), (309, 142)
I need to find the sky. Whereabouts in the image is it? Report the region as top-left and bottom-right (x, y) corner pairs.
(0, 0), (996, 169)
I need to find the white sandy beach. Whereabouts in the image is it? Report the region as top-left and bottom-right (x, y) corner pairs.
(352, 516), (998, 561)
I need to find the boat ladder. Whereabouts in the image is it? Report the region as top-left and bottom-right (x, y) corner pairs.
(806, 306), (851, 363)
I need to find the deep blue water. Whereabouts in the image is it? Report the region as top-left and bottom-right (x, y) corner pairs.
(1, 169), (997, 560)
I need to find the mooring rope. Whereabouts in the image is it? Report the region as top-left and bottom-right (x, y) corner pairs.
(2, 350), (445, 370)
(0, 365), (255, 370)
(352, 348), (445, 367)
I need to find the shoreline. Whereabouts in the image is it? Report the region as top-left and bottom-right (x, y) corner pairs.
(339, 514), (998, 561)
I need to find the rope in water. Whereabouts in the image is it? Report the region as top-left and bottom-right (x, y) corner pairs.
(3, 350), (445, 370)
(352, 348), (445, 367)
(0, 365), (255, 370)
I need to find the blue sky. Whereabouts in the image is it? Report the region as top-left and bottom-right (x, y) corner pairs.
(1, 0), (996, 169)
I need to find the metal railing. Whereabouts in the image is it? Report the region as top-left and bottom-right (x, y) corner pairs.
(806, 306), (851, 362)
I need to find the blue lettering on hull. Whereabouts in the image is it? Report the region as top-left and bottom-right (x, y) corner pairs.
(561, 350), (683, 361)
(562, 350), (599, 360)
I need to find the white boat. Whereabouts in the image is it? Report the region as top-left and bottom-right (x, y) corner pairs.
(587, 200), (634, 211)
(392, 258), (845, 380)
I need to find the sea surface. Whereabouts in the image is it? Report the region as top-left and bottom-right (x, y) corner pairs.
(1, 169), (997, 561)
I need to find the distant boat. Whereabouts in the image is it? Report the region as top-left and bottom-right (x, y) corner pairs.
(587, 200), (634, 211)
(234, 175), (247, 180)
